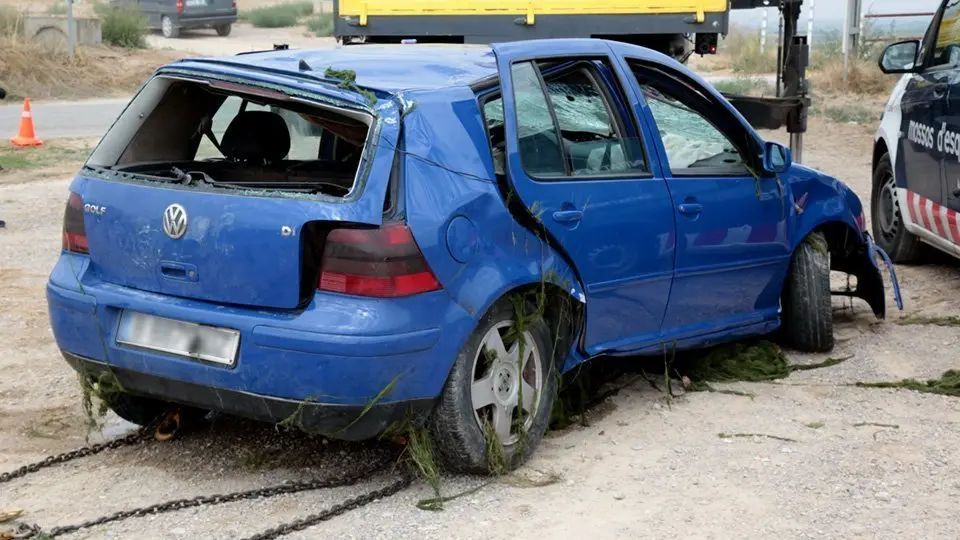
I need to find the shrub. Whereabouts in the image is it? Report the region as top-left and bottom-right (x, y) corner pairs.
(306, 13), (333, 37)
(712, 76), (772, 96)
(0, 6), (23, 38)
(247, 3), (309, 28)
(99, 5), (148, 49)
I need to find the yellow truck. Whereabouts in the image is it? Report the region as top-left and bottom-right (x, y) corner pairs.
(332, 0), (783, 60)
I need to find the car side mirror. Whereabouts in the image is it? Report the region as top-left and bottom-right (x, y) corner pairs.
(762, 141), (791, 174)
(879, 40), (920, 74)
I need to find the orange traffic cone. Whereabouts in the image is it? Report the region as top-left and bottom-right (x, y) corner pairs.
(10, 98), (42, 148)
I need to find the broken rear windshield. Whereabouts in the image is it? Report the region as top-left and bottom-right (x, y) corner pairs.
(86, 76), (374, 199)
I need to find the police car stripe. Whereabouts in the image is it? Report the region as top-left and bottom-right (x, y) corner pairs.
(903, 190), (960, 246)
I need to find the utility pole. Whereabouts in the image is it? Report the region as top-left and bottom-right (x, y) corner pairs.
(66, 0), (75, 60)
(760, 8), (768, 55)
(842, 0), (862, 82)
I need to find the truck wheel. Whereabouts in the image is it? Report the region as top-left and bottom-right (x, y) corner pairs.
(429, 299), (558, 474)
(781, 231), (834, 352)
(161, 16), (180, 39)
(215, 23), (232, 37)
(872, 151), (921, 263)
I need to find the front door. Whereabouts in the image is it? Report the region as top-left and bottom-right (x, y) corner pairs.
(490, 41), (677, 355)
(930, 0), (960, 253)
(618, 56), (792, 338)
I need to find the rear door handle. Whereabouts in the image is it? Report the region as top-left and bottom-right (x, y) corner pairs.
(678, 203), (703, 215)
(552, 210), (584, 223)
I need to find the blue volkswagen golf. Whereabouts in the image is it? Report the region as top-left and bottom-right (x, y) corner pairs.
(47, 39), (901, 473)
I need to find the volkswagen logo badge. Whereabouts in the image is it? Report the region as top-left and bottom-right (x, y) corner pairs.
(163, 204), (188, 240)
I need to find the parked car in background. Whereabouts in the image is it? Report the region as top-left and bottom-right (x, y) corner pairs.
(48, 39), (902, 474)
(873, 0), (960, 263)
(112, 0), (237, 38)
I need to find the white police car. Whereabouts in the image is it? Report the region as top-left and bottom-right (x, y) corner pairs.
(873, 0), (960, 262)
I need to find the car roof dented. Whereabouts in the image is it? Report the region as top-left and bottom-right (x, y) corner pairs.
(177, 44), (499, 92)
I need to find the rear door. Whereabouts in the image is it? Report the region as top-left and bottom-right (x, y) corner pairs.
(491, 41), (677, 355)
(615, 52), (791, 336)
(182, 0), (233, 22)
(897, 2), (950, 225)
(79, 73), (399, 311)
(929, 0), (960, 252)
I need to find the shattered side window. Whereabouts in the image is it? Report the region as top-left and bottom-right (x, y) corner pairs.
(481, 59), (648, 179)
(541, 66), (647, 176)
(510, 61), (567, 177)
(639, 82), (747, 174)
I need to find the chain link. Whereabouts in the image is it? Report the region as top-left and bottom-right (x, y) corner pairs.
(45, 459), (398, 538)
(0, 429), (150, 485)
(241, 472), (416, 540)
(1, 423), (415, 540)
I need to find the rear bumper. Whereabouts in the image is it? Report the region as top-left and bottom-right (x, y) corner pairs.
(46, 253), (477, 436)
(63, 353), (433, 440)
(176, 13), (238, 28)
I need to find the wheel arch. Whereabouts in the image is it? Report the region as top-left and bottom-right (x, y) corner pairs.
(801, 219), (887, 319)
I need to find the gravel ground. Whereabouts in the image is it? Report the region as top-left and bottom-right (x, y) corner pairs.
(1, 113), (959, 539)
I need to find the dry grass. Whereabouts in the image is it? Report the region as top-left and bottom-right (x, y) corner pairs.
(0, 37), (181, 101)
(809, 57), (898, 96)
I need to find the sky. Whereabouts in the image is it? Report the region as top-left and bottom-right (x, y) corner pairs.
(733, 0), (942, 25)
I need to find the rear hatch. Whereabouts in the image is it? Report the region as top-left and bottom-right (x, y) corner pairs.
(75, 66), (399, 310)
(182, 0), (236, 19)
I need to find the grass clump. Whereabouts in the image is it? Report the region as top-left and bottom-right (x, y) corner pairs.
(0, 139), (95, 172)
(247, 2), (312, 28)
(306, 13), (333, 37)
(97, 5), (148, 49)
(678, 341), (791, 386)
(0, 6), (23, 37)
(894, 314), (960, 327)
(712, 76), (772, 96)
(856, 370), (960, 398)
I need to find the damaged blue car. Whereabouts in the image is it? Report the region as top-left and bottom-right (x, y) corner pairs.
(47, 39), (902, 473)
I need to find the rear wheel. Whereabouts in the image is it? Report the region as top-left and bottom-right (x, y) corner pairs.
(781, 232), (834, 352)
(872, 151), (921, 262)
(215, 23), (232, 37)
(161, 16), (180, 39)
(429, 300), (558, 474)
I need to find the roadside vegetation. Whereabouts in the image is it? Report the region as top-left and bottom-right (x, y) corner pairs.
(705, 21), (898, 126)
(245, 1), (315, 28)
(95, 3), (149, 49)
(0, 4), (176, 101)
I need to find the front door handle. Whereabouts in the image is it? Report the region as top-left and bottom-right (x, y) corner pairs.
(678, 203), (703, 215)
(552, 210), (584, 223)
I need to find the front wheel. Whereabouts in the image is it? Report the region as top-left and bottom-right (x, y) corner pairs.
(429, 300), (558, 475)
(871, 151), (922, 263)
(781, 232), (834, 352)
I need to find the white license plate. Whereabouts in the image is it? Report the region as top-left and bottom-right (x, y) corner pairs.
(185, 0), (207, 6)
(116, 311), (240, 366)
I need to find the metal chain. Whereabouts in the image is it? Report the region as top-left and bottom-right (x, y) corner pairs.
(1, 423), (416, 540)
(44, 459), (399, 538)
(241, 471), (416, 540)
(0, 429), (150, 485)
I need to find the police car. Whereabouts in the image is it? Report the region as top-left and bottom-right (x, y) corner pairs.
(874, 0), (960, 262)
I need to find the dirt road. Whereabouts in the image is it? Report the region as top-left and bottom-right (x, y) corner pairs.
(1, 105), (959, 539)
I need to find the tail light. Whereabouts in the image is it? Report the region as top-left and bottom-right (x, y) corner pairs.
(176, 0), (184, 12)
(231, 0), (237, 8)
(318, 223), (441, 298)
(856, 210), (866, 232)
(62, 192), (89, 254)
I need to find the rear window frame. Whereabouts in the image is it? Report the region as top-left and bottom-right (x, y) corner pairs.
(84, 71), (385, 205)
